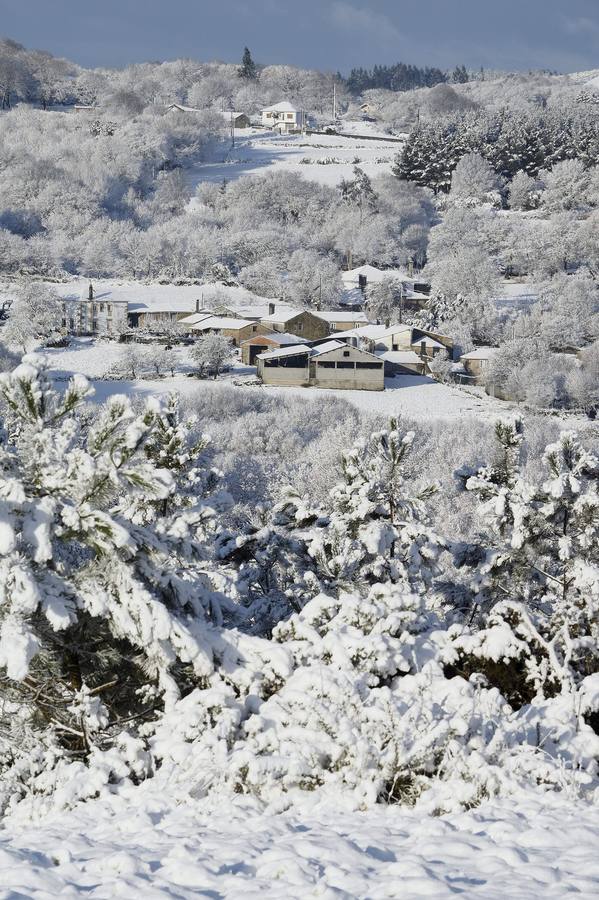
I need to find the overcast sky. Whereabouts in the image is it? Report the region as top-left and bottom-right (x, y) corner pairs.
(5, 0), (599, 74)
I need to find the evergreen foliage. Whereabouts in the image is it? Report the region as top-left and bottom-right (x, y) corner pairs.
(238, 47), (258, 81)
(346, 62), (448, 95)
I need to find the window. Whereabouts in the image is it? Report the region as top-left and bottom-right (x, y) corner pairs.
(343, 350), (350, 357)
(337, 361), (355, 369)
(392, 343), (398, 351)
(264, 359), (279, 367)
(317, 361), (335, 368)
(330, 323), (337, 329)
(100, 303), (104, 311)
(356, 362), (383, 370)
(296, 323), (303, 332)
(280, 355), (308, 368)
(287, 113), (293, 119)
(252, 324), (258, 331)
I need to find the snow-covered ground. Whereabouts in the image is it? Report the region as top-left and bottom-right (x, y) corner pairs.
(43, 338), (514, 423)
(187, 124), (401, 193)
(2, 789), (599, 898)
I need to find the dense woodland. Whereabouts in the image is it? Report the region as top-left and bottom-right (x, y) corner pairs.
(0, 40), (598, 819)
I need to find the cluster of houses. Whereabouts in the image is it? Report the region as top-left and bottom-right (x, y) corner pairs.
(167, 100), (307, 134)
(58, 271), (458, 393)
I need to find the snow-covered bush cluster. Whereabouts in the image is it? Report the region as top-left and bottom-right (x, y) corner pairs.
(0, 360), (598, 819)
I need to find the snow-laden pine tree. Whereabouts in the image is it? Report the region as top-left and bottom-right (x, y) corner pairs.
(304, 421), (443, 594)
(0, 357), (243, 786)
(451, 421), (599, 701)
(218, 420), (444, 635)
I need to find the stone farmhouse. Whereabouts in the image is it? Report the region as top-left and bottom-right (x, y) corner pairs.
(185, 316), (272, 346)
(60, 284), (128, 336)
(257, 339), (385, 391)
(313, 310), (369, 332)
(459, 347), (499, 381)
(260, 308), (330, 342)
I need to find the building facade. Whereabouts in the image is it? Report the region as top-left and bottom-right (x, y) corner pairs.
(261, 102), (307, 133)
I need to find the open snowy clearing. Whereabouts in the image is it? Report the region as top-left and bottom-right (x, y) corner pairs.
(187, 125), (401, 194)
(1, 791), (599, 898)
(43, 339), (518, 423)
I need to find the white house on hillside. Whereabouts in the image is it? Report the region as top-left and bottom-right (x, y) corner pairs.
(261, 102), (306, 133)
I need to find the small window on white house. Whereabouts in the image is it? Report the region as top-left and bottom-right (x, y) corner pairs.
(343, 350), (350, 357)
(297, 323), (303, 331)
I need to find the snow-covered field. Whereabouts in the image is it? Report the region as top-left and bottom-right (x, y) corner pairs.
(187, 124), (401, 193)
(2, 789), (599, 898)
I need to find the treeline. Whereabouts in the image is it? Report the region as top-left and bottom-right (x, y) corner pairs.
(0, 38), (78, 109)
(395, 107), (599, 193)
(345, 63), (469, 95)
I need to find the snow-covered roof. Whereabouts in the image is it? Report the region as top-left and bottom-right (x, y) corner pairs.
(411, 336), (446, 349)
(178, 312), (214, 325)
(341, 324), (390, 340)
(261, 308), (306, 324)
(262, 101), (300, 113)
(241, 331), (300, 346)
(314, 311), (369, 324)
(257, 339), (349, 361)
(257, 344), (311, 360)
(460, 347), (499, 360)
(376, 350), (423, 366)
(167, 104), (201, 113)
(190, 317), (254, 331)
(238, 303), (296, 320)
(312, 340), (347, 356)
(341, 265), (415, 285)
(375, 324), (413, 339)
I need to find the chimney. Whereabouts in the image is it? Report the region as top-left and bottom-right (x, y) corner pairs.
(268, 302), (275, 316)
(88, 282), (94, 301)
(196, 298), (200, 313)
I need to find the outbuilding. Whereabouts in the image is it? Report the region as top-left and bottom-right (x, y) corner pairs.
(257, 339), (384, 391)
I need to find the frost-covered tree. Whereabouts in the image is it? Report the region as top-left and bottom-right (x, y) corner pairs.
(340, 166), (378, 222)
(191, 333), (234, 378)
(2, 284), (63, 352)
(508, 170), (539, 210)
(365, 276), (405, 325)
(449, 152), (501, 206)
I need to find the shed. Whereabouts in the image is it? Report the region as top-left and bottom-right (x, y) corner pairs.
(241, 331), (302, 365)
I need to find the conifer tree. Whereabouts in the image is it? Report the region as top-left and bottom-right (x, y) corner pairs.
(238, 47), (258, 81)
(454, 421), (599, 698)
(0, 356), (237, 758)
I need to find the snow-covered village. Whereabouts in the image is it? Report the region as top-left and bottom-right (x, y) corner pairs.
(0, 2), (599, 896)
